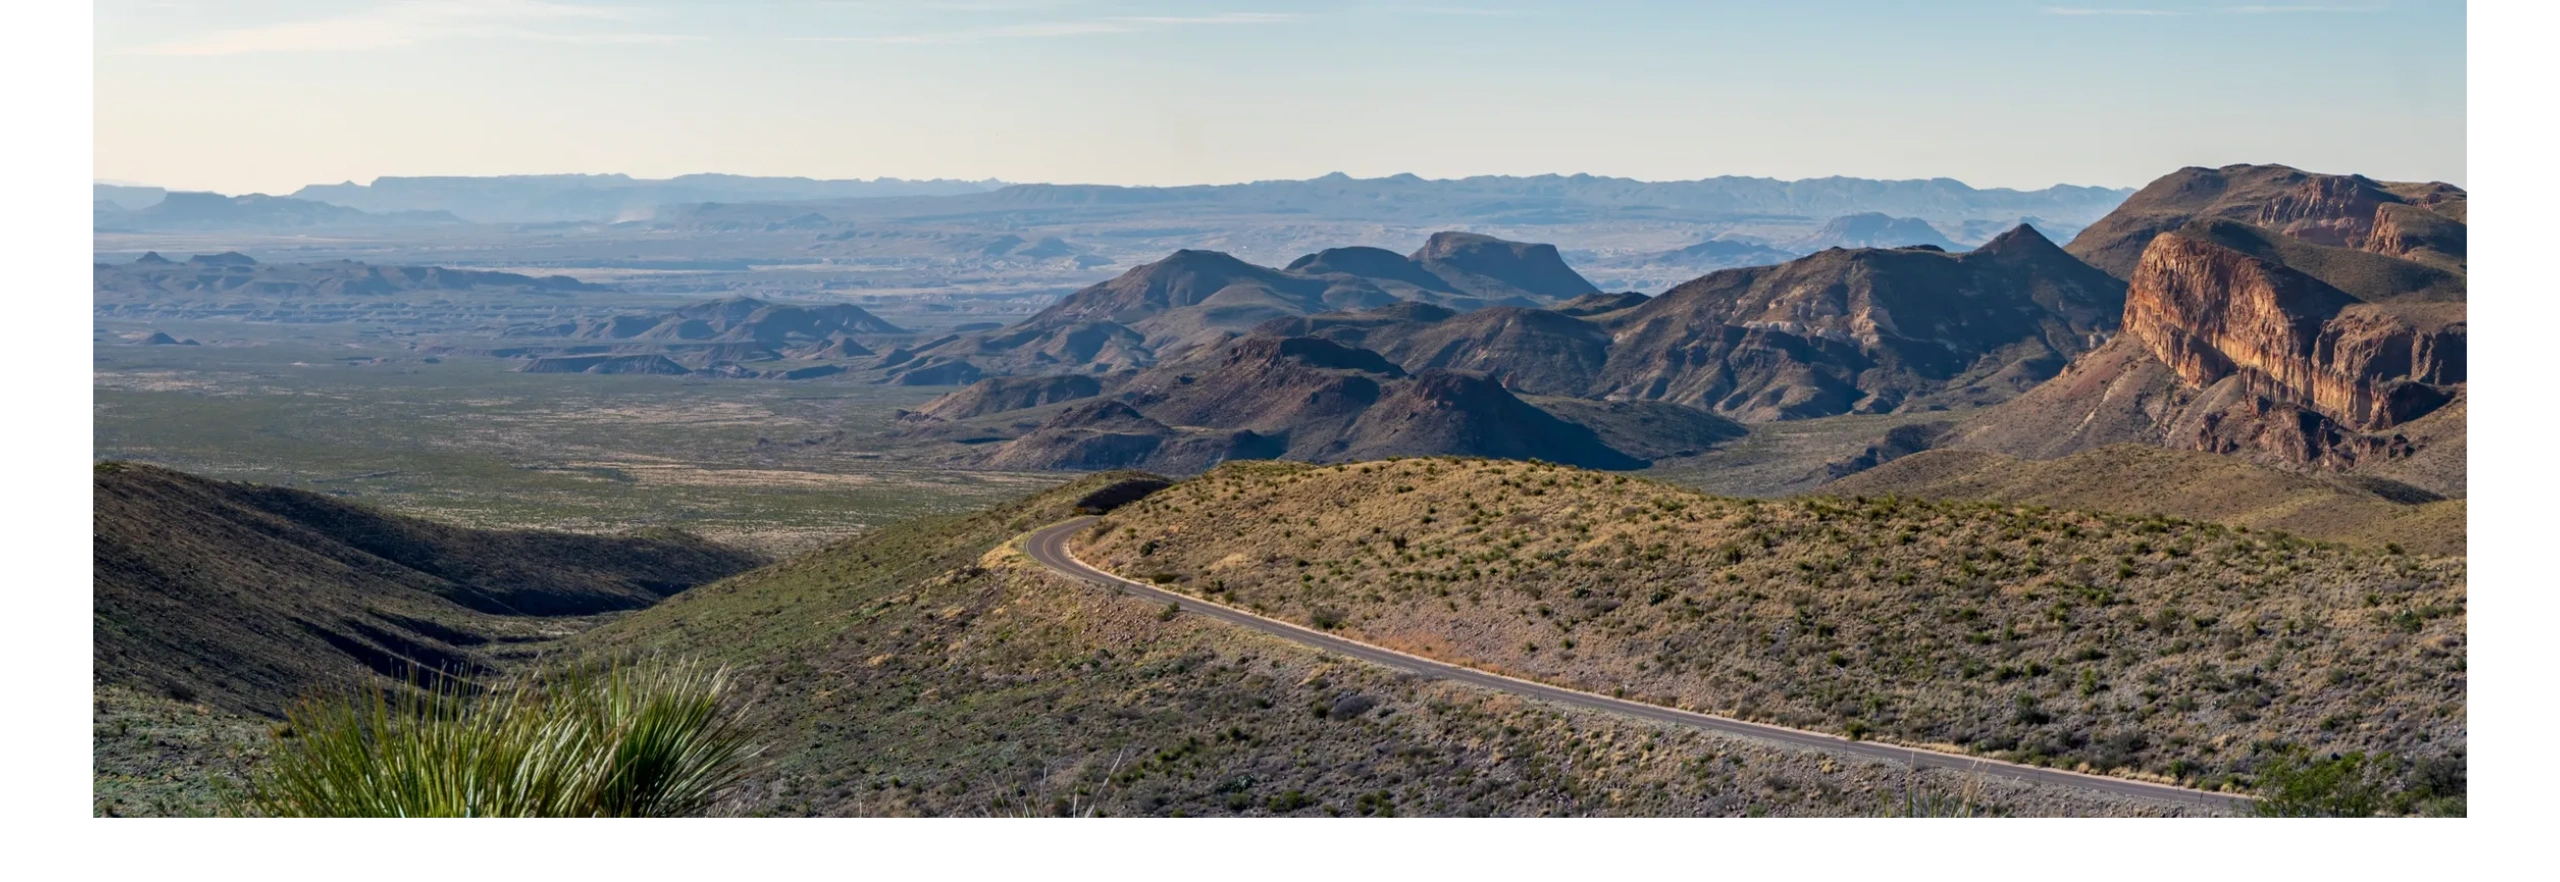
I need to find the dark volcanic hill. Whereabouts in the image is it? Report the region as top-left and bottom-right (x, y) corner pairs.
(1256, 303), (1615, 396)
(2064, 164), (2468, 279)
(968, 335), (1715, 472)
(1591, 225), (2126, 420)
(879, 232), (1597, 384)
(94, 252), (599, 306)
(94, 462), (761, 716)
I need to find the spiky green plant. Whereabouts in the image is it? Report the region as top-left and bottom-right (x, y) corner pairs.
(241, 659), (756, 817)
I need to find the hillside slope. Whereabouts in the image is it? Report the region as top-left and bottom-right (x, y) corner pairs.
(1594, 225), (2124, 420)
(94, 462), (762, 715)
(1077, 459), (2464, 803)
(574, 473), (2187, 816)
(1826, 445), (2462, 556)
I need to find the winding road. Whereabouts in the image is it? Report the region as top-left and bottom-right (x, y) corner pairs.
(1024, 516), (2247, 811)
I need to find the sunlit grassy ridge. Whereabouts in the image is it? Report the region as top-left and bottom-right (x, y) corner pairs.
(574, 472), (2191, 816)
(1078, 458), (2465, 803)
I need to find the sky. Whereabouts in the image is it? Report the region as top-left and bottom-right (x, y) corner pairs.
(93, 0), (2467, 195)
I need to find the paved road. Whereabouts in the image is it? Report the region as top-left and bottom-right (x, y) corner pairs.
(1025, 516), (2247, 812)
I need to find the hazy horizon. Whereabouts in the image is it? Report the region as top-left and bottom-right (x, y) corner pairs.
(97, 1), (2466, 195)
(96, 167), (2165, 200)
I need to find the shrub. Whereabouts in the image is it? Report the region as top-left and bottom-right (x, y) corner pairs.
(2251, 750), (2386, 817)
(241, 658), (756, 817)
(1266, 790), (1316, 813)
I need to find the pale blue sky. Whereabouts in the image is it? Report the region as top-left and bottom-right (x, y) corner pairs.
(94, 1), (2467, 194)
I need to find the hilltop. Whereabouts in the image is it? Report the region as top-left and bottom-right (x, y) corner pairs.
(568, 473), (2191, 816)
(1075, 458), (2464, 807)
(1782, 213), (1959, 251)
(2063, 163), (2465, 280)
(94, 462), (762, 716)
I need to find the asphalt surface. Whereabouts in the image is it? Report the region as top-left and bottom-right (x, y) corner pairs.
(1025, 516), (2247, 812)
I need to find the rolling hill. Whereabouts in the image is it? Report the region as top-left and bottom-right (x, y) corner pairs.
(564, 473), (2195, 817)
(1075, 459), (2464, 806)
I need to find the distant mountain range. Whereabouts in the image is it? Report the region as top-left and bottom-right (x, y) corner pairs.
(646, 172), (2133, 234)
(98, 172), (2132, 229)
(284, 174), (1010, 224)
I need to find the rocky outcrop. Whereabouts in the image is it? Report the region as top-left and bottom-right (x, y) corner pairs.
(2122, 228), (2463, 433)
(1958, 213), (2466, 488)
(2242, 171), (2390, 247)
(1818, 421), (1956, 481)
(2361, 202), (2467, 272)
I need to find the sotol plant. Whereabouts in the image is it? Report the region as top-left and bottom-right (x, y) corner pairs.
(241, 658), (758, 817)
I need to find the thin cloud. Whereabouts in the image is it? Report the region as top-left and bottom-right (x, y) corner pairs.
(2041, 6), (2189, 15)
(797, 11), (1303, 45)
(125, 0), (690, 57)
(2220, 4), (2381, 12)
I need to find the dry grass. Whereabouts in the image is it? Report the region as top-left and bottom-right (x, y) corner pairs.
(577, 472), (2201, 816)
(1828, 445), (2463, 556)
(1078, 458), (2465, 798)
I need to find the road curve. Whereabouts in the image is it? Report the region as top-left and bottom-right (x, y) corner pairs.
(1024, 516), (2246, 812)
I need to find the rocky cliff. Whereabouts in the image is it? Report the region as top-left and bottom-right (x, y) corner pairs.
(2122, 226), (2463, 434)
(1955, 214), (2465, 492)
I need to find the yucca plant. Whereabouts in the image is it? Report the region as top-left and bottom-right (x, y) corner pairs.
(241, 658), (757, 817)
